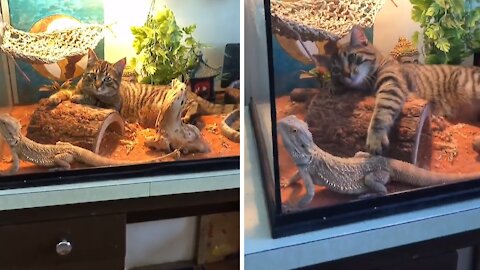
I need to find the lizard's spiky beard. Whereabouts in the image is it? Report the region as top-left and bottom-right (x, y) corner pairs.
(278, 115), (314, 166)
(0, 114), (21, 146)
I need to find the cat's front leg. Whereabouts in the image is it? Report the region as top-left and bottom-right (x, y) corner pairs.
(71, 94), (97, 106)
(48, 91), (72, 106)
(366, 88), (405, 155)
(366, 126), (390, 155)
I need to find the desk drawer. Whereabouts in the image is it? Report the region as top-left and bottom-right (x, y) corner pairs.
(0, 214), (125, 270)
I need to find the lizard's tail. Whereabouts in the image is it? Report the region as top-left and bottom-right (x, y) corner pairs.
(189, 90), (239, 115)
(389, 159), (480, 187)
(72, 146), (180, 167)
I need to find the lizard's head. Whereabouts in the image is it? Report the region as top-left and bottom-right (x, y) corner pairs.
(277, 115), (314, 165)
(0, 113), (21, 146)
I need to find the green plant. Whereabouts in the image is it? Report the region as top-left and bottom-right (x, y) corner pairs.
(130, 7), (202, 85)
(410, 0), (480, 64)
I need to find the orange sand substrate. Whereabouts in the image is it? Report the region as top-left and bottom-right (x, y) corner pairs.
(276, 95), (480, 211)
(0, 105), (239, 174)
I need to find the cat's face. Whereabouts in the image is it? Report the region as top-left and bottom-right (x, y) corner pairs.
(80, 49), (126, 97)
(330, 26), (380, 92)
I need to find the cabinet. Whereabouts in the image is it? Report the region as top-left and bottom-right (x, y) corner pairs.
(0, 215), (125, 270)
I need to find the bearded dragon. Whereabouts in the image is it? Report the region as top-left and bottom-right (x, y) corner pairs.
(278, 115), (480, 210)
(0, 113), (179, 174)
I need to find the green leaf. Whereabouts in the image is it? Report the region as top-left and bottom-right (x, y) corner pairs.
(411, 6), (425, 22)
(426, 4), (440, 16)
(145, 65), (157, 75)
(183, 25), (196, 35)
(410, 0), (434, 10)
(425, 24), (442, 39)
(425, 53), (447, 64)
(451, 0), (465, 16)
(467, 8), (480, 27)
(434, 0), (447, 8)
(435, 38), (451, 52)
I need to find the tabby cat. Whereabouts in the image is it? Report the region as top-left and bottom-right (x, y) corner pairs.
(49, 49), (237, 127)
(328, 25), (480, 155)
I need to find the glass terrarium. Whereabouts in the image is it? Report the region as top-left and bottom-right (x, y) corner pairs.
(0, 0), (240, 189)
(250, 0), (480, 238)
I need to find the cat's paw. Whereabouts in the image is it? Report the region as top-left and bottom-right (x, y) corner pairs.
(48, 96), (62, 106)
(366, 129), (389, 155)
(70, 94), (83, 104)
(280, 178), (290, 188)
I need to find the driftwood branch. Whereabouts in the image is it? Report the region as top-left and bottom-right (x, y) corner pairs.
(26, 100), (125, 153)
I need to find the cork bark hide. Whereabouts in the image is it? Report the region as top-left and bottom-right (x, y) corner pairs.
(26, 100), (124, 153)
(304, 90), (432, 165)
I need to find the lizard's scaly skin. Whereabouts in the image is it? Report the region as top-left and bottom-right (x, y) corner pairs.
(278, 115), (480, 209)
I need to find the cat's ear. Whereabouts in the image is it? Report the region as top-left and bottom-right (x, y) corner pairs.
(113, 57), (127, 75)
(87, 48), (99, 68)
(350, 25), (369, 47)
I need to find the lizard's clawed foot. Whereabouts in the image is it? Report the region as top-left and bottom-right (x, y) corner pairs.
(366, 128), (389, 155)
(280, 177), (290, 188)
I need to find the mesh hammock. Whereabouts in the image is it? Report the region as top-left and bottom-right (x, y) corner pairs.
(270, 0), (386, 41)
(0, 23), (110, 64)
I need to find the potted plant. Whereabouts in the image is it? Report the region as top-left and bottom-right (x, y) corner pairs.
(130, 7), (203, 85)
(410, 0), (480, 64)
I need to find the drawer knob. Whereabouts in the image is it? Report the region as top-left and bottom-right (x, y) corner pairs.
(56, 240), (72, 256)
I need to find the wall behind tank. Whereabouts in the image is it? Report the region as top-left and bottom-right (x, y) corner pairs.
(373, 1), (422, 58)
(104, 0), (240, 84)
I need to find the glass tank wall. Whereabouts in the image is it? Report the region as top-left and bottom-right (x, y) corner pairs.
(251, 0), (480, 237)
(0, 0), (240, 187)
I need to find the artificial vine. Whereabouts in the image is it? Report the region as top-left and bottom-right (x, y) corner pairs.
(410, 0), (480, 64)
(130, 7), (202, 85)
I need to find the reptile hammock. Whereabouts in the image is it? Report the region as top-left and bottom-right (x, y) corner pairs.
(0, 23), (110, 64)
(270, 0), (386, 41)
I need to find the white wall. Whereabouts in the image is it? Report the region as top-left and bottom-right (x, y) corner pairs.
(373, 1), (422, 57)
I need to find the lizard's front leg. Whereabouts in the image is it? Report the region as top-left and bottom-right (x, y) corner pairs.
(283, 168), (315, 212)
(281, 170), (301, 188)
(52, 153), (75, 171)
(6, 151), (20, 174)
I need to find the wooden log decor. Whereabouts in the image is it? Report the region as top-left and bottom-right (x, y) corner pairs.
(26, 99), (125, 154)
(304, 90), (432, 165)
